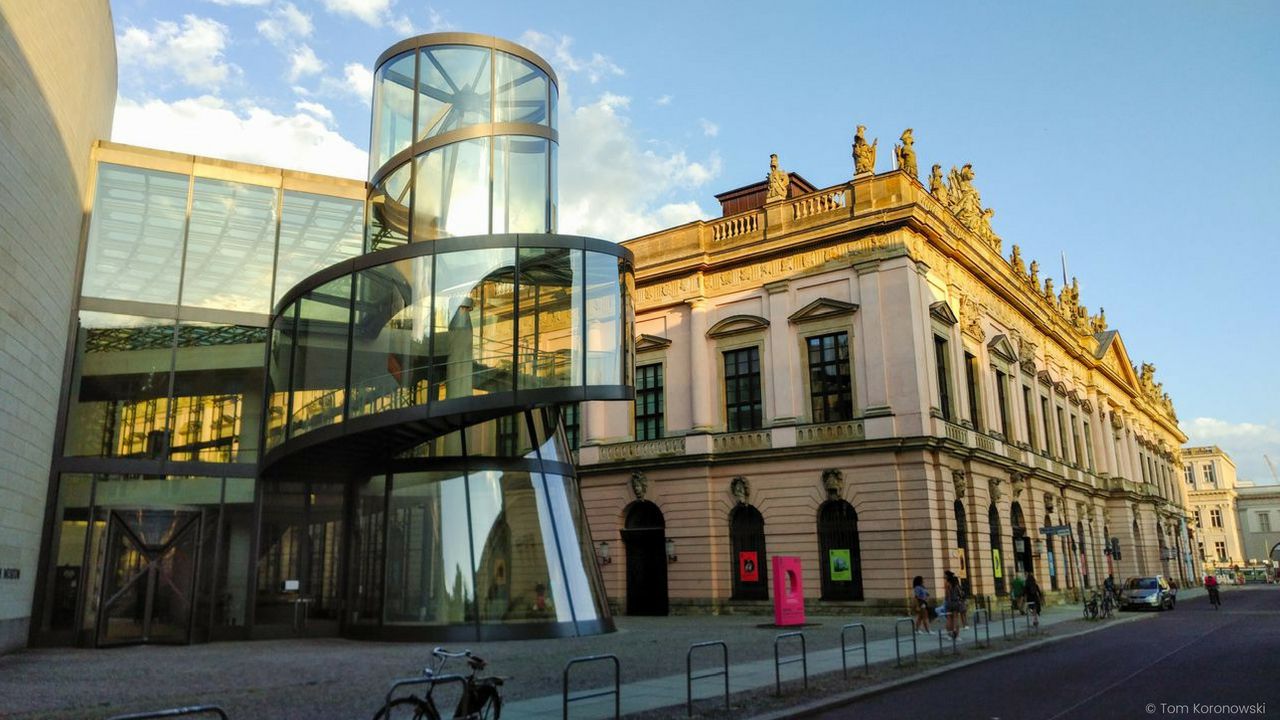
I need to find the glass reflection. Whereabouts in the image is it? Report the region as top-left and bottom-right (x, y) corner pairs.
(82, 164), (188, 305)
(275, 191), (363, 307)
(350, 475), (386, 625)
(368, 161), (412, 251)
(287, 278), (352, 437)
(416, 45), (492, 140)
(385, 471), (473, 624)
(170, 322), (268, 463)
(48, 474), (92, 631)
(350, 258), (433, 418)
(585, 252), (623, 385)
(464, 414), (535, 458)
(494, 51), (548, 125)
(182, 178), (278, 314)
(518, 248), (580, 388)
(265, 311), (294, 451)
(64, 311), (176, 458)
(470, 470), (568, 623)
(371, 51), (415, 173)
(413, 138), (490, 240)
(493, 136), (548, 234)
(543, 473), (606, 622)
(434, 249), (516, 400)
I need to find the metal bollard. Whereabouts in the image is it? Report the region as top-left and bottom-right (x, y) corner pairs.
(686, 641), (729, 717)
(840, 623), (869, 679)
(893, 617), (918, 667)
(563, 654), (621, 720)
(773, 632), (808, 696)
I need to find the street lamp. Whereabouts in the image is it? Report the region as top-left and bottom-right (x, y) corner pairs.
(596, 541), (611, 565)
(666, 538), (678, 564)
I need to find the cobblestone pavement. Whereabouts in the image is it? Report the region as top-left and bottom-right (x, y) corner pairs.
(0, 603), (1095, 719)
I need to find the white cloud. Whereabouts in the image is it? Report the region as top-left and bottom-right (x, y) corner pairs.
(389, 15), (416, 35)
(699, 118), (719, 137)
(558, 93), (719, 241)
(113, 95), (367, 179)
(1185, 417), (1280, 484)
(655, 94), (672, 106)
(294, 100), (335, 125)
(288, 45), (325, 81)
(257, 2), (312, 45)
(117, 15), (238, 90)
(520, 31), (624, 84)
(206, 0), (269, 6)
(427, 7), (454, 32)
(322, 0), (392, 27)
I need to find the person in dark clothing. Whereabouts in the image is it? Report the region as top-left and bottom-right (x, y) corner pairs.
(1024, 572), (1044, 627)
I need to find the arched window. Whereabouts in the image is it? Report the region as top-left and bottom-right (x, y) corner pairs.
(1046, 513), (1059, 590)
(989, 504), (1006, 595)
(730, 504), (768, 600)
(817, 500), (862, 601)
(1011, 502), (1030, 575)
(954, 501), (971, 596)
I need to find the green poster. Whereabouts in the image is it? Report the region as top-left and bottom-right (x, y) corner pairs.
(992, 549), (1003, 579)
(829, 549), (852, 581)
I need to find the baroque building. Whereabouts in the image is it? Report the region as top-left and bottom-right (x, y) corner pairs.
(577, 135), (1196, 614)
(1182, 446), (1246, 571)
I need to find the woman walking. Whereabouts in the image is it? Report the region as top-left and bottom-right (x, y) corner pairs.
(944, 571), (966, 639)
(1024, 572), (1044, 628)
(912, 575), (932, 634)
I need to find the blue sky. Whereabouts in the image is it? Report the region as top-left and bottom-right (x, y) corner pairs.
(107, 0), (1280, 481)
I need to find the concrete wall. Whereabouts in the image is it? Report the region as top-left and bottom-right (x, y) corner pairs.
(0, 0), (116, 652)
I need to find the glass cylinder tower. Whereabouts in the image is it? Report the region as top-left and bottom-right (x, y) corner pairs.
(260, 34), (633, 640)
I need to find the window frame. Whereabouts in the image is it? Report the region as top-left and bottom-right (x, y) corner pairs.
(634, 362), (665, 441)
(722, 345), (764, 432)
(805, 330), (853, 424)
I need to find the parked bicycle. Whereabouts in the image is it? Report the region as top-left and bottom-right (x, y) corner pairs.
(1083, 592), (1100, 620)
(1099, 588), (1116, 619)
(372, 647), (504, 720)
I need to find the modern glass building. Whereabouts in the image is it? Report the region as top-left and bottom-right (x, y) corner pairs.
(30, 34), (633, 647)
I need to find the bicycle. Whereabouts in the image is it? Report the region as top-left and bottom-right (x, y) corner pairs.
(1208, 585), (1221, 610)
(372, 647), (504, 720)
(1083, 592), (1100, 620)
(1099, 589), (1115, 619)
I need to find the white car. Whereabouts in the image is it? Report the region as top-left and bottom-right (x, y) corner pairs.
(1121, 575), (1177, 611)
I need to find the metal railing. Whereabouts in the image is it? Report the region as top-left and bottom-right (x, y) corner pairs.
(972, 608), (992, 648)
(894, 618), (918, 667)
(563, 654), (621, 720)
(937, 625), (957, 656)
(840, 623), (869, 678)
(773, 632), (808, 696)
(108, 708), (228, 720)
(383, 673), (468, 708)
(686, 641), (729, 717)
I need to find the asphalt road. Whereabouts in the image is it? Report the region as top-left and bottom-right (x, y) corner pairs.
(813, 585), (1280, 720)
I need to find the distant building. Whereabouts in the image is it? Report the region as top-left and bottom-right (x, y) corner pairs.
(1182, 446), (1245, 571)
(577, 144), (1195, 614)
(1234, 481), (1280, 569)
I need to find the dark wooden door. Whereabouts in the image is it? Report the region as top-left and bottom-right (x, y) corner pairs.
(623, 502), (667, 616)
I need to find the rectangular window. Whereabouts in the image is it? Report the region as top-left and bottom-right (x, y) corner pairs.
(1022, 386), (1037, 450)
(1140, 452), (1149, 482)
(1083, 420), (1095, 471)
(933, 336), (952, 421)
(1210, 508), (1223, 528)
(724, 347), (763, 431)
(634, 363), (664, 441)
(1215, 541), (1227, 561)
(1056, 407), (1069, 462)
(1041, 397), (1055, 456)
(994, 369), (1010, 439)
(807, 333), (852, 423)
(561, 402), (580, 450)
(1194, 509), (1202, 528)
(965, 352), (982, 429)
(1260, 513), (1272, 533)
(1184, 464), (1195, 485)
(1070, 414), (1083, 467)
(1203, 463), (1217, 485)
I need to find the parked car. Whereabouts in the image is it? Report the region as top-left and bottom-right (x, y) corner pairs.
(1121, 575), (1176, 611)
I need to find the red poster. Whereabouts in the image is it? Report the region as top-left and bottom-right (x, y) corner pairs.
(739, 551), (759, 582)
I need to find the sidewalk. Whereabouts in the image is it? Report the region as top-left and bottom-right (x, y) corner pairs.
(507, 602), (1091, 719)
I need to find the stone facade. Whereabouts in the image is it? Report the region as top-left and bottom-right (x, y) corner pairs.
(1182, 446), (1245, 571)
(578, 140), (1194, 615)
(1235, 482), (1280, 568)
(0, 0), (116, 652)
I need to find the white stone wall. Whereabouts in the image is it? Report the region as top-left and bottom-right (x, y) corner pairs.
(0, 1), (116, 651)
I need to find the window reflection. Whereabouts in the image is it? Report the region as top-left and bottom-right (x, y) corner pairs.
(385, 471), (473, 624)
(182, 178), (278, 314)
(413, 138), (490, 240)
(416, 45), (492, 141)
(265, 311), (294, 451)
(275, 191), (363, 307)
(64, 311), (176, 458)
(368, 161), (412, 251)
(585, 252), (623, 385)
(434, 249), (516, 400)
(494, 52), (548, 125)
(287, 278), (352, 437)
(371, 52), (415, 174)
(82, 164), (188, 305)
(470, 470), (568, 623)
(518, 248), (581, 389)
(493, 136), (548, 233)
(170, 322), (267, 463)
(350, 258), (433, 418)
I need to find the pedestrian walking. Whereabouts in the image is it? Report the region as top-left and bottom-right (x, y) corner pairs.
(944, 571), (966, 639)
(1024, 572), (1044, 628)
(912, 575), (932, 634)
(1011, 572), (1027, 615)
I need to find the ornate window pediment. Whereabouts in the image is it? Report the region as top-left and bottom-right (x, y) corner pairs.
(1037, 369), (1054, 388)
(929, 301), (958, 326)
(1082, 399), (1094, 413)
(788, 298), (859, 324)
(1054, 381), (1068, 397)
(987, 334), (1018, 364)
(1068, 390), (1082, 406)
(635, 334), (672, 352)
(706, 314), (770, 339)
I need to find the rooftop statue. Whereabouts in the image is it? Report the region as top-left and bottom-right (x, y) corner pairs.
(929, 164), (949, 205)
(979, 207), (1001, 250)
(853, 125), (878, 175)
(766, 153), (789, 202)
(1043, 277), (1055, 304)
(894, 128), (917, 179)
(1029, 259), (1040, 287)
(948, 164), (982, 231)
(1090, 307), (1108, 334)
(1010, 245), (1027, 279)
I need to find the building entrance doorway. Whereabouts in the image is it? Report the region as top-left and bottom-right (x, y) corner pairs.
(622, 501), (668, 616)
(95, 509), (202, 647)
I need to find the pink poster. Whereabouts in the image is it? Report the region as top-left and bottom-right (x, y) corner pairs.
(771, 555), (805, 626)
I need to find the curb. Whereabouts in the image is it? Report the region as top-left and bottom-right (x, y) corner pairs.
(743, 612), (1155, 720)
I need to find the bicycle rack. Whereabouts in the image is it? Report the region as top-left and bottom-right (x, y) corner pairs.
(937, 625), (958, 656)
(972, 608), (991, 648)
(107, 707), (228, 720)
(893, 618), (917, 667)
(773, 632), (807, 696)
(686, 641), (729, 717)
(563, 654), (621, 720)
(840, 623), (869, 679)
(383, 672), (468, 705)
(1001, 606), (1016, 640)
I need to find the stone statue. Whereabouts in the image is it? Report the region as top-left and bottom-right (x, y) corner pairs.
(630, 471), (648, 501)
(929, 164), (948, 205)
(893, 128), (917, 178)
(730, 476), (750, 505)
(1029, 260), (1039, 287)
(1043, 277), (1055, 304)
(822, 468), (845, 499)
(852, 125), (877, 175)
(988, 476), (1004, 503)
(979, 207), (1001, 249)
(765, 153), (789, 202)
(1010, 245), (1027, 279)
(948, 164), (982, 230)
(1091, 307), (1108, 333)
(952, 470), (968, 499)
